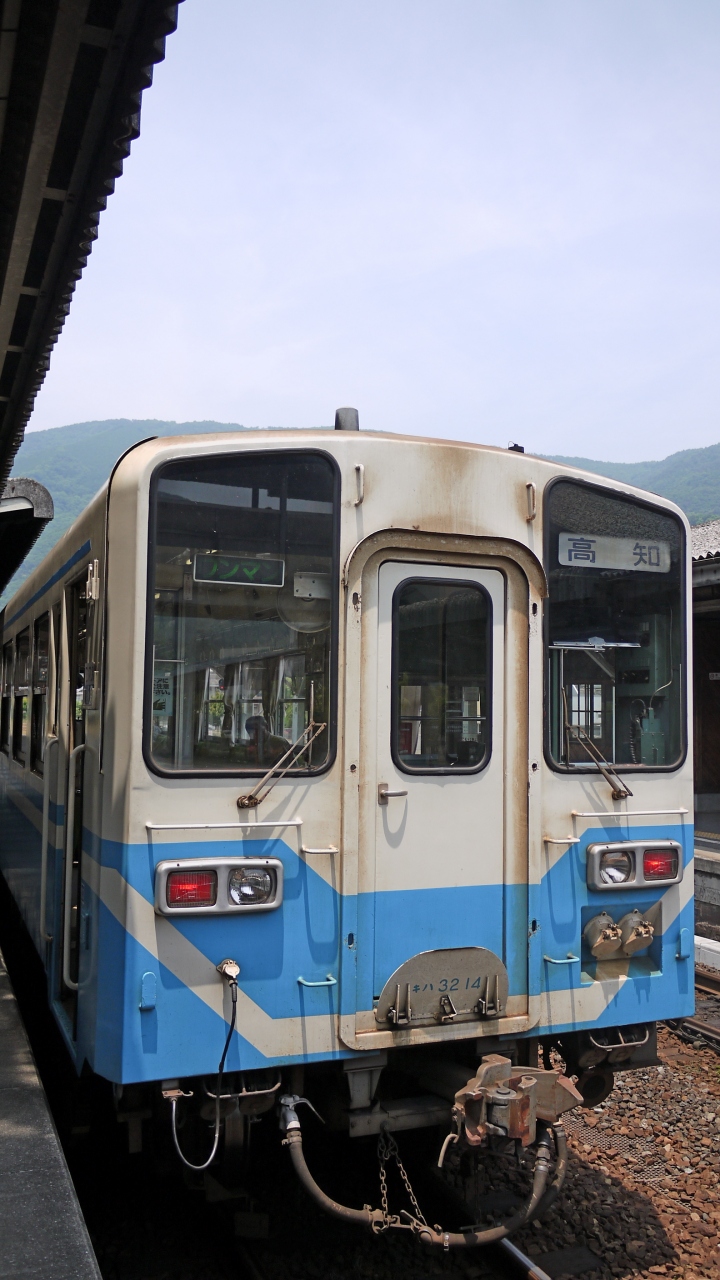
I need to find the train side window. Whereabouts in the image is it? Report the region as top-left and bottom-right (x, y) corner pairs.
(31, 613), (49, 775)
(12, 627), (30, 765)
(391, 579), (491, 774)
(146, 450), (339, 776)
(1, 640), (12, 752)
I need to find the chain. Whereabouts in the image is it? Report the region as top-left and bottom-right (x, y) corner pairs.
(378, 1136), (390, 1222)
(377, 1128), (428, 1227)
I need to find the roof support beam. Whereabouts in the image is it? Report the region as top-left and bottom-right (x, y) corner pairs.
(0, 0), (181, 492)
(0, 0), (88, 360)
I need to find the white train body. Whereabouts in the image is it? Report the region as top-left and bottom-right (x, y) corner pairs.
(0, 430), (693, 1102)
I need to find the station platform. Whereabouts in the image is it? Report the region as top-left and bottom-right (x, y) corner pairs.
(0, 948), (101, 1280)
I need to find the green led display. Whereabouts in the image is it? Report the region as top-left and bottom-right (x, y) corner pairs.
(193, 554), (285, 587)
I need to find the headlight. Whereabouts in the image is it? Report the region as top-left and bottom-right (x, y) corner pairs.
(228, 866), (274, 905)
(599, 848), (634, 885)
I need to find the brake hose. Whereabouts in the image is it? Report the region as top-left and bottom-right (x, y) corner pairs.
(168, 963), (239, 1172)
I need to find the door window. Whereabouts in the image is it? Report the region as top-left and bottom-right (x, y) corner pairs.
(391, 579), (491, 773)
(12, 628), (30, 764)
(1, 641), (11, 752)
(31, 613), (49, 775)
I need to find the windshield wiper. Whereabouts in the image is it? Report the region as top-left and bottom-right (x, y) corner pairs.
(237, 718), (327, 809)
(562, 689), (633, 801)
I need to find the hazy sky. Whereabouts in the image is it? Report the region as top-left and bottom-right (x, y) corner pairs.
(29, 1), (720, 460)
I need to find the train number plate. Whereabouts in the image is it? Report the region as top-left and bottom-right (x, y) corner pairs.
(374, 947), (509, 1028)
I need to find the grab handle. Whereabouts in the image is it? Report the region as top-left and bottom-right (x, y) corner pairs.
(543, 953), (580, 965)
(39, 736), (59, 942)
(62, 743), (86, 992)
(378, 783), (408, 806)
(297, 974), (337, 987)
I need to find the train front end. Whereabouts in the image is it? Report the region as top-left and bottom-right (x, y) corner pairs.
(93, 428), (691, 1240)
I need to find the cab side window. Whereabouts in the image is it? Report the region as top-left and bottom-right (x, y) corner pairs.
(1, 641), (12, 752)
(12, 628), (30, 765)
(31, 614), (49, 775)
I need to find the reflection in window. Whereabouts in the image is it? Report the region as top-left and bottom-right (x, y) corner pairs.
(546, 481), (684, 769)
(392, 580), (490, 773)
(569, 682), (603, 741)
(12, 627), (30, 764)
(148, 452), (336, 773)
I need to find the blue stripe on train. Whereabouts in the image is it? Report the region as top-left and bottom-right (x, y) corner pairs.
(0, 771), (696, 1079)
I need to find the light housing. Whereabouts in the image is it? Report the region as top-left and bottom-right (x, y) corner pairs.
(155, 856), (283, 915)
(586, 839), (683, 891)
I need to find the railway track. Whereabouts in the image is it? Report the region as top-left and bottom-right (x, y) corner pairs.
(663, 963), (720, 1054)
(695, 964), (720, 998)
(238, 1235), (557, 1280)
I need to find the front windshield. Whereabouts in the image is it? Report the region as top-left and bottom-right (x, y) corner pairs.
(147, 451), (337, 774)
(546, 480), (685, 770)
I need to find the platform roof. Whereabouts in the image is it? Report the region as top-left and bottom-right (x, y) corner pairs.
(692, 519), (720, 562)
(0, 0), (181, 591)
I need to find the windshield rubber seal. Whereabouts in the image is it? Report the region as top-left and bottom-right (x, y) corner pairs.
(142, 445), (340, 780)
(390, 574), (493, 776)
(542, 474), (688, 776)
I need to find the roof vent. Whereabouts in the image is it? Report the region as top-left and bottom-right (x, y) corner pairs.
(508, 441), (524, 453)
(335, 407), (359, 431)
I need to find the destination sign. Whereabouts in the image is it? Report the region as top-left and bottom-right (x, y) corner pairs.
(193, 554), (285, 587)
(558, 534), (670, 573)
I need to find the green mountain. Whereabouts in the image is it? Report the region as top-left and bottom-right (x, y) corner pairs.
(544, 444), (720, 526)
(2, 418), (254, 604)
(3, 419), (720, 605)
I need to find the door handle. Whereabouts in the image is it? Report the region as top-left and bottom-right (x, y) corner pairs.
(378, 783), (408, 806)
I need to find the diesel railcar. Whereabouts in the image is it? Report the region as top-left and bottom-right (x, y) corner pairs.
(0, 420), (693, 1245)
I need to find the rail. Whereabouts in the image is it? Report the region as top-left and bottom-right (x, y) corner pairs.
(145, 817), (338, 856)
(571, 808), (689, 818)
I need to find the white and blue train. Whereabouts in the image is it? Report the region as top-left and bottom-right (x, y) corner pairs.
(0, 419), (693, 1243)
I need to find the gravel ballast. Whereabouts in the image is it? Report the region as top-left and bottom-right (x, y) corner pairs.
(507, 1023), (720, 1279)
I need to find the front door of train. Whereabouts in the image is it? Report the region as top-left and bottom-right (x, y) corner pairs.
(356, 559), (520, 1037)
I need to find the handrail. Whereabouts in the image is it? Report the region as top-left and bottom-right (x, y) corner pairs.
(62, 743), (86, 992)
(145, 819), (302, 831)
(47, 606), (57, 735)
(571, 808), (688, 818)
(39, 736), (59, 942)
(145, 817), (338, 855)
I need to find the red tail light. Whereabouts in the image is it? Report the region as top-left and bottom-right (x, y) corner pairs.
(643, 850), (678, 881)
(166, 869), (217, 907)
